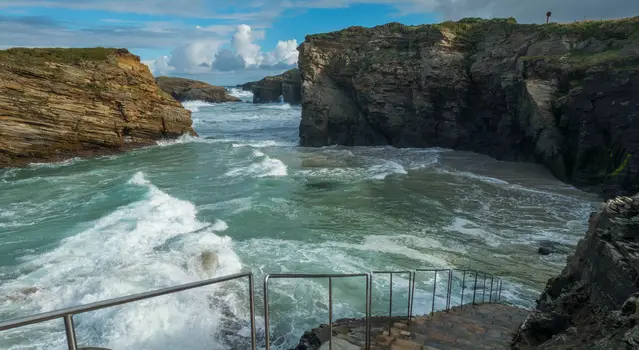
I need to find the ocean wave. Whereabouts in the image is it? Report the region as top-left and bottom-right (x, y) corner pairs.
(227, 88), (253, 99)
(28, 157), (85, 169)
(155, 134), (203, 147)
(0, 171), (244, 350)
(258, 103), (294, 110)
(181, 100), (217, 112)
(367, 160), (407, 180)
(231, 140), (297, 148)
(225, 155), (288, 178)
(437, 168), (509, 185)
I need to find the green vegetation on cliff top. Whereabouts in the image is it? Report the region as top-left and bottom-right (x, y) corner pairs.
(310, 16), (639, 40)
(308, 16), (639, 70)
(0, 47), (126, 65)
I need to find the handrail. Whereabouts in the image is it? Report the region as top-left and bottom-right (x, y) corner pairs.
(0, 272), (257, 350)
(263, 273), (371, 350)
(2, 268), (506, 349)
(371, 270), (412, 335)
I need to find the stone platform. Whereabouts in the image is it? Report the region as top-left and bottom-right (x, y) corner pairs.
(292, 303), (530, 350)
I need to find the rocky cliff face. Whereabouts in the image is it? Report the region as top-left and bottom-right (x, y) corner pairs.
(298, 17), (639, 198)
(155, 76), (240, 103)
(512, 193), (639, 349)
(0, 48), (195, 167)
(241, 68), (302, 104)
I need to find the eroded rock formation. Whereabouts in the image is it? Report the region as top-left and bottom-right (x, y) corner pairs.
(512, 194), (639, 349)
(155, 76), (240, 103)
(241, 68), (302, 104)
(298, 17), (639, 198)
(0, 48), (196, 167)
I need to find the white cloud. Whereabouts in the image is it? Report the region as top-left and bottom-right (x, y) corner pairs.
(168, 40), (224, 73)
(232, 24), (265, 66)
(146, 24), (298, 76)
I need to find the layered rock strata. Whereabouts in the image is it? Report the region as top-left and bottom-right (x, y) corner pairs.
(241, 68), (302, 104)
(155, 76), (241, 103)
(512, 193), (639, 349)
(298, 17), (639, 198)
(0, 48), (196, 167)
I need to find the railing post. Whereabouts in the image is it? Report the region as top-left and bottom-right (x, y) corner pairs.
(329, 277), (333, 350)
(248, 273), (256, 350)
(431, 271), (437, 315)
(446, 270), (453, 311)
(406, 272), (412, 325)
(460, 271), (466, 309)
(63, 314), (77, 350)
(366, 273), (371, 350)
(263, 276), (271, 350)
(409, 271), (416, 320)
(388, 273), (393, 334)
(482, 273), (487, 303)
(489, 276), (494, 303)
(498, 279), (503, 302)
(472, 271), (478, 306)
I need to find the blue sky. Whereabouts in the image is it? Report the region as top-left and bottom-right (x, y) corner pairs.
(0, 0), (635, 85)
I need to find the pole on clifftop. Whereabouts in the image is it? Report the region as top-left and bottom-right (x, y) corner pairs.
(546, 11), (552, 24)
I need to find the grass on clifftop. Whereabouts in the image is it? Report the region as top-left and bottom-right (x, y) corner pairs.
(309, 16), (639, 43)
(535, 17), (639, 41)
(0, 47), (123, 65)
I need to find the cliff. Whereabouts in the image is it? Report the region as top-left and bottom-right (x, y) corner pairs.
(298, 17), (639, 198)
(155, 76), (241, 103)
(512, 193), (639, 349)
(241, 68), (302, 104)
(0, 47), (195, 167)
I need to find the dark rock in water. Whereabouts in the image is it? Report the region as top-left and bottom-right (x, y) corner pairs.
(537, 241), (568, 255)
(512, 194), (639, 349)
(537, 247), (551, 255)
(155, 76), (241, 103)
(305, 182), (341, 191)
(297, 18), (639, 198)
(240, 69), (301, 105)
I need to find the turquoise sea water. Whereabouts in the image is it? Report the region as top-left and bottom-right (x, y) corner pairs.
(0, 89), (598, 349)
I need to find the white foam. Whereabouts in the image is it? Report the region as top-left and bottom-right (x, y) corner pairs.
(327, 235), (449, 267)
(442, 169), (509, 185)
(259, 103), (293, 110)
(181, 100), (216, 112)
(225, 156), (288, 178)
(367, 160), (408, 180)
(155, 134), (203, 147)
(443, 217), (503, 247)
(227, 88), (253, 99)
(28, 157), (84, 168)
(0, 172), (244, 350)
(231, 140), (297, 148)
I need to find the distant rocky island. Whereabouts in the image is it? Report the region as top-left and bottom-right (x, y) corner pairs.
(239, 68), (302, 105)
(298, 17), (639, 199)
(155, 76), (240, 103)
(0, 48), (195, 167)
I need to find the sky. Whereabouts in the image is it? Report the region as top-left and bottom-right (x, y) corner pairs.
(1, 1), (637, 86)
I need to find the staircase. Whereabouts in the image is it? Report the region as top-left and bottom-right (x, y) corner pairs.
(298, 304), (529, 350)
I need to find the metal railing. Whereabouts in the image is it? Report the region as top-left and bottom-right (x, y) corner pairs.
(0, 272), (257, 350)
(263, 273), (371, 350)
(1, 268), (506, 350)
(370, 270), (412, 335)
